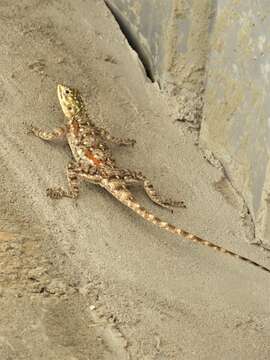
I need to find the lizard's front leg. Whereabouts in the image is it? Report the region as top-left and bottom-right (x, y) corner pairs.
(30, 125), (67, 141)
(96, 127), (136, 146)
(118, 169), (186, 211)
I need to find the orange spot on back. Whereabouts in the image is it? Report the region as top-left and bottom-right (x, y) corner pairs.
(84, 149), (103, 166)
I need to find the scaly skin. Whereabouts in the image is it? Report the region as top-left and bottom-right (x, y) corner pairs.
(30, 84), (270, 274)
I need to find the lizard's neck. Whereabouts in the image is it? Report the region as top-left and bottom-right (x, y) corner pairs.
(70, 110), (95, 128)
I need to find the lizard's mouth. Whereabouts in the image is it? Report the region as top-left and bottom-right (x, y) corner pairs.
(57, 84), (64, 100)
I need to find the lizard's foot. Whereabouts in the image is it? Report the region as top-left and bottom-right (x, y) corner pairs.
(27, 125), (38, 136)
(46, 187), (69, 199)
(47, 187), (79, 199)
(119, 138), (136, 147)
(159, 199), (186, 213)
(163, 199), (186, 208)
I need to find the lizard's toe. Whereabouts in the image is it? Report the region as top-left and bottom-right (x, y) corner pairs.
(27, 125), (36, 135)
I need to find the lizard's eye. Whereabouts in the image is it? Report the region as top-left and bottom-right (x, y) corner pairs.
(65, 89), (70, 94)
(67, 106), (72, 110)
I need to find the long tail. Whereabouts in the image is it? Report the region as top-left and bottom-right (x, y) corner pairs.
(109, 187), (270, 274)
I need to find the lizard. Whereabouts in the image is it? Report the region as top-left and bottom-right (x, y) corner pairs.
(30, 84), (270, 274)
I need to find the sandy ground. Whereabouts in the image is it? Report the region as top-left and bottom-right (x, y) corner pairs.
(1, 1), (270, 359)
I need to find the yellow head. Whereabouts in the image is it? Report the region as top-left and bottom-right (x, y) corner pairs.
(57, 84), (84, 119)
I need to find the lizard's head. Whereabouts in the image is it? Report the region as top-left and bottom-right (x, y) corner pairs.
(57, 84), (84, 119)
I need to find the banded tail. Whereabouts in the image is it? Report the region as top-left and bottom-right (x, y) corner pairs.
(108, 185), (270, 274)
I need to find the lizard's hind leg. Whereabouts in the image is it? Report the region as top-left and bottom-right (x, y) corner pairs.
(119, 169), (185, 211)
(46, 162), (80, 199)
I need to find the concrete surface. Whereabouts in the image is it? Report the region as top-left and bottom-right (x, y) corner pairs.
(104, 0), (173, 84)
(106, 0), (270, 247)
(1, 0), (270, 359)
(105, 0), (213, 127)
(200, 0), (270, 247)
